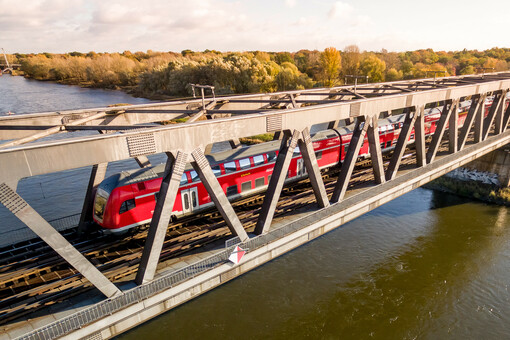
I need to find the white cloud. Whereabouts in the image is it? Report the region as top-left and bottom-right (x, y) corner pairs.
(328, 1), (354, 19)
(285, 0), (296, 8)
(1, 0), (509, 54)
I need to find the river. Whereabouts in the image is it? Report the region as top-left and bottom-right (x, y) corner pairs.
(1, 75), (509, 339)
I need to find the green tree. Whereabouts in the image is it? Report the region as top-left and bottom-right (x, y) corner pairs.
(320, 47), (342, 87)
(385, 68), (403, 81)
(360, 54), (386, 82)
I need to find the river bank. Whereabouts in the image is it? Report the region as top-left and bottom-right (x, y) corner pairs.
(424, 175), (510, 206)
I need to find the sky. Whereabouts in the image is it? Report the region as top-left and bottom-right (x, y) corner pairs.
(1, 0), (509, 54)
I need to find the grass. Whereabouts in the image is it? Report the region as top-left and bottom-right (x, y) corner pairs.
(239, 133), (275, 145)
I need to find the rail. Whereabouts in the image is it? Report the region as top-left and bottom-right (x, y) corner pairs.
(19, 202), (327, 340)
(0, 213), (80, 248)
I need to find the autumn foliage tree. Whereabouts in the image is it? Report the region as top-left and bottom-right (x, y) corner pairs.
(320, 47), (342, 87)
(360, 54), (386, 82)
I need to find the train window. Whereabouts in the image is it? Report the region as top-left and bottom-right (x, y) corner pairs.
(410, 134), (415, 139)
(119, 199), (136, 214)
(224, 161), (237, 174)
(212, 165), (221, 177)
(181, 173), (188, 185)
(380, 142), (385, 149)
(315, 151), (322, 160)
(253, 155), (265, 166)
(190, 170), (200, 182)
(191, 190), (197, 207)
(386, 141), (392, 147)
(226, 185), (238, 196)
(255, 177), (265, 188)
(266, 151), (277, 162)
(241, 181), (252, 192)
(293, 146), (301, 155)
(183, 192), (190, 210)
(239, 158), (251, 170)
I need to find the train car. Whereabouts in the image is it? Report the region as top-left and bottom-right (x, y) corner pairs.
(93, 97), (495, 233)
(93, 129), (344, 233)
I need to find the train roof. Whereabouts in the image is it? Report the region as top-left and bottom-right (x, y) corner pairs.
(111, 129), (339, 187)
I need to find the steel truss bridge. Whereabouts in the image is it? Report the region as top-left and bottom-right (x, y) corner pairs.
(1, 73), (510, 300)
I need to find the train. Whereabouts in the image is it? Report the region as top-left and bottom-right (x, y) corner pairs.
(93, 98), (493, 233)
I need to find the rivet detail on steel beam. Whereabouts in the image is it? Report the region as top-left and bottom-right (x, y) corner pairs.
(266, 115), (283, 132)
(0, 183), (28, 215)
(126, 133), (157, 157)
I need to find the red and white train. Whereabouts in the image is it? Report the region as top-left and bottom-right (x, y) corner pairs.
(92, 99), (492, 233)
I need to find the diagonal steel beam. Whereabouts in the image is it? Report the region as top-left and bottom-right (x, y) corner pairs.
(482, 91), (503, 140)
(366, 115), (385, 184)
(191, 148), (248, 241)
(494, 91), (509, 134)
(414, 105), (427, 166)
(458, 94), (483, 150)
(297, 128), (329, 208)
(255, 130), (300, 235)
(386, 108), (418, 181)
(474, 94), (487, 143)
(426, 101), (453, 164)
(448, 99), (460, 154)
(331, 117), (369, 203)
(78, 163), (108, 232)
(135, 151), (187, 285)
(0, 182), (120, 298)
(502, 97), (510, 132)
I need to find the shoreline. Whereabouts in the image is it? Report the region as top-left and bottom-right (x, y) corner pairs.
(424, 176), (510, 207)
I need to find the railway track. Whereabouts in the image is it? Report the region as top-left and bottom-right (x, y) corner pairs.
(0, 137), (459, 326)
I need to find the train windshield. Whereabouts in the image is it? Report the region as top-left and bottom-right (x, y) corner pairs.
(94, 188), (109, 222)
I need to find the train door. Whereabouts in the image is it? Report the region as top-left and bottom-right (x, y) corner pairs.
(181, 187), (199, 214)
(297, 158), (307, 177)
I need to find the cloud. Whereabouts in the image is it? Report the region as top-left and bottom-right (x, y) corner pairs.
(328, 1), (354, 19)
(285, 0), (296, 8)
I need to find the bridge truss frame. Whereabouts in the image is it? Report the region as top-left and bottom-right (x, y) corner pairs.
(1, 73), (510, 297)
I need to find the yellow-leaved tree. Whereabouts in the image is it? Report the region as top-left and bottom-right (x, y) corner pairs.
(320, 47), (341, 87)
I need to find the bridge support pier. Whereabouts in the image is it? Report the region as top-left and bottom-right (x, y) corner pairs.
(136, 151), (188, 285)
(462, 146), (510, 187)
(0, 183), (120, 298)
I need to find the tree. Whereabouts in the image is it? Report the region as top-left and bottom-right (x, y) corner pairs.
(342, 45), (361, 77)
(385, 68), (403, 81)
(320, 47), (341, 87)
(360, 54), (386, 82)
